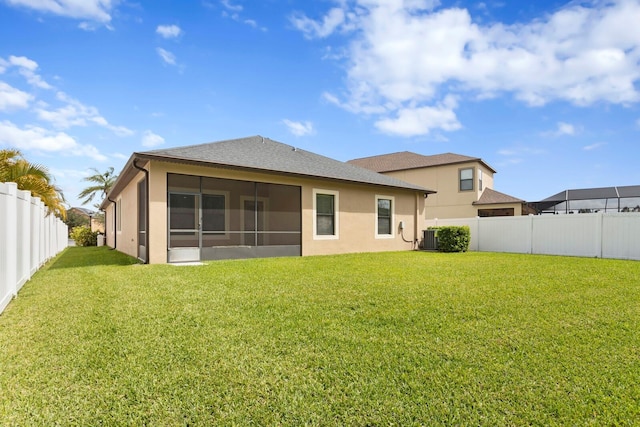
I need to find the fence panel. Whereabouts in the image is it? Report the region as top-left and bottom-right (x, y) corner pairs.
(16, 189), (31, 291)
(602, 214), (640, 260)
(425, 213), (640, 260)
(0, 181), (67, 315)
(532, 214), (601, 257)
(478, 216), (532, 254)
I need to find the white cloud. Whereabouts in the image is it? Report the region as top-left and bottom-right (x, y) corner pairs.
(0, 120), (107, 161)
(543, 121), (579, 137)
(556, 122), (577, 136)
(35, 91), (134, 136)
(221, 0), (242, 12)
(156, 24), (182, 39)
(375, 97), (462, 137)
(8, 55), (38, 71)
(5, 0), (115, 23)
(142, 130), (165, 147)
(220, 0), (266, 31)
(156, 48), (177, 65)
(282, 119), (315, 136)
(4, 55), (53, 89)
(0, 81), (32, 111)
(295, 0), (640, 137)
(583, 142), (606, 151)
(290, 7), (346, 39)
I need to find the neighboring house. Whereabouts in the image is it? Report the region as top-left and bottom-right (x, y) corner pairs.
(68, 207), (93, 220)
(100, 136), (435, 264)
(348, 151), (529, 219)
(67, 207), (105, 233)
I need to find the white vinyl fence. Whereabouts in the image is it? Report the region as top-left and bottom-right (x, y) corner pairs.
(426, 213), (640, 261)
(1, 182), (68, 315)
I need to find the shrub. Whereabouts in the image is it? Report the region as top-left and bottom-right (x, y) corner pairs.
(70, 226), (98, 247)
(436, 226), (470, 252)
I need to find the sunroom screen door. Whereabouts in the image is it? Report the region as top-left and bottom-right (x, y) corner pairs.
(168, 193), (201, 262)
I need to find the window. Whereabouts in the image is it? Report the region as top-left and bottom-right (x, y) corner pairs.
(313, 189), (338, 239)
(202, 193), (227, 237)
(116, 199), (122, 232)
(478, 169), (483, 191)
(459, 168), (474, 191)
(376, 195), (394, 238)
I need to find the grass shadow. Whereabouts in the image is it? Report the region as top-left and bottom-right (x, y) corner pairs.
(48, 246), (141, 269)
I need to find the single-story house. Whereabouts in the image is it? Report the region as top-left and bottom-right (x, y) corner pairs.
(100, 136), (435, 264)
(67, 207), (105, 233)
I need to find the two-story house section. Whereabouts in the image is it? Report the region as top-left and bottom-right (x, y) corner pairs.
(348, 151), (528, 219)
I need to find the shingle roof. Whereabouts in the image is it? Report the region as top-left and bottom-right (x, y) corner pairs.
(348, 151), (497, 173)
(473, 188), (524, 205)
(541, 185), (640, 202)
(102, 137), (435, 207)
(69, 207), (95, 216)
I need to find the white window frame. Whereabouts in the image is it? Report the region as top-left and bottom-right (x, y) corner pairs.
(478, 169), (483, 191)
(116, 198), (122, 232)
(375, 195), (395, 239)
(313, 189), (339, 240)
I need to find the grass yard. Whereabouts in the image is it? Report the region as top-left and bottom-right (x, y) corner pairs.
(1, 247), (639, 425)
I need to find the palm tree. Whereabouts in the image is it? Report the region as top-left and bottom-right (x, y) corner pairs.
(0, 149), (66, 218)
(78, 167), (117, 207)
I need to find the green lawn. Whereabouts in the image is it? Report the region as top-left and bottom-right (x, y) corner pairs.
(1, 247), (639, 425)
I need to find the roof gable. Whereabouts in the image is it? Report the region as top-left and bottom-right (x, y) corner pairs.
(348, 151), (497, 174)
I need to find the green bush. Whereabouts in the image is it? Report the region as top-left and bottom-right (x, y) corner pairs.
(436, 226), (470, 252)
(70, 226), (98, 247)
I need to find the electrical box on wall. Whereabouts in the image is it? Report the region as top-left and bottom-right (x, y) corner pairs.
(399, 221), (405, 230)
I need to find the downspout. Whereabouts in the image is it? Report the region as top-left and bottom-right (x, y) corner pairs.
(107, 196), (117, 250)
(133, 159), (150, 264)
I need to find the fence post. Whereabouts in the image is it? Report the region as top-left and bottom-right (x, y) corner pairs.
(596, 212), (603, 258)
(473, 216), (480, 251)
(4, 183), (18, 298)
(528, 214), (534, 254)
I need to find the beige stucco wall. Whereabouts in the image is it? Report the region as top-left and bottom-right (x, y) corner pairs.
(383, 162), (495, 220)
(103, 171), (145, 259)
(300, 182), (422, 257)
(109, 160), (424, 264)
(104, 203), (114, 247)
(110, 171), (146, 260)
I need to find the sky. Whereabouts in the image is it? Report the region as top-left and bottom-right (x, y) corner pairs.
(1, 0), (639, 209)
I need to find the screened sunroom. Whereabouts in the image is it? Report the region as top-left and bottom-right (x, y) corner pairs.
(167, 173), (301, 262)
(530, 185), (640, 214)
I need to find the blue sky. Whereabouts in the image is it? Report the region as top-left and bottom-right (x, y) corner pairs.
(1, 0), (639, 209)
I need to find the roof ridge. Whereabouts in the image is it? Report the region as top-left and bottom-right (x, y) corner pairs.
(348, 150), (414, 162)
(140, 135), (264, 154)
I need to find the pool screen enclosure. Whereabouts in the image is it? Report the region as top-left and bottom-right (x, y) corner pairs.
(167, 173), (301, 262)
